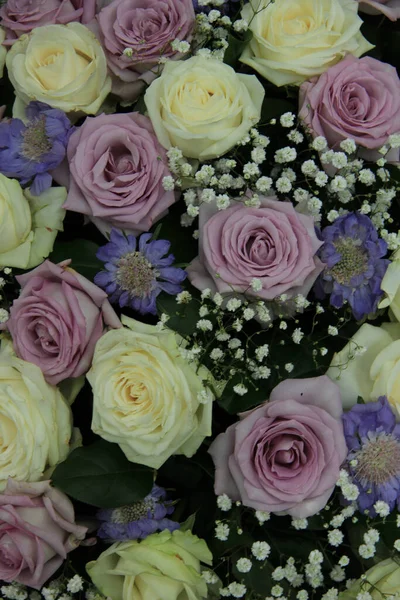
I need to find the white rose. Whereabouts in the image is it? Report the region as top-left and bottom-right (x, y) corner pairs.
(378, 248), (400, 321)
(240, 0), (374, 86)
(0, 338), (72, 490)
(327, 322), (400, 415)
(87, 316), (215, 469)
(0, 174), (66, 269)
(144, 56), (264, 160)
(6, 23), (111, 116)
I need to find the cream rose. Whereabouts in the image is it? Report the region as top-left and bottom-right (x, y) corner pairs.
(6, 23), (111, 116)
(0, 27), (7, 79)
(87, 315), (215, 469)
(240, 0), (374, 87)
(378, 248), (400, 321)
(339, 558), (400, 599)
(0, 174), (66, 269)
(144, 56), (264, 160)
(327, 322), (400, 415)
(0, 338), (72, 490)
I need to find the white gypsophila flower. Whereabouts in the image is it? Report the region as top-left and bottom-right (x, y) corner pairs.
(228, 582), (247, 598)
(281, 168), (296, 182)
(328, 529), (344, 547)
(312, 136), (328, 151)
(162, 175), (175, 191)
(328, 326), (339, 336)
(358, 169), (376, 185)
(297, 592), (309, 600)
(0, 308), (9, 323)
(340, 138), (357, 154)
(67, 576), (84, 594)
(292, 328), (304, 344)
(243, 307), (255, 320)
(292, 518), (308, 530)
(233, 383), (248, 396)
(256, 176), (273, 192)
(197, 319), (213, 331)
(243, 162), (260, 178)
(271, 585), (284, 597)
(215, 521), (229, 540)
(210, 348), (224, 361)
(331, 152), (348, 169)
(320, 347), (328, 356)
(364, 529), (380, 544)
(309, 550), (323, 564)
(330, 515), (345, 528)
(321, 150), (335, 164)
(280, 112), (296, 127)
(294, 188), (309, 203)
(280, 321), (287, 330)
(374, 500), (390, 517)
(217, 494), (232, 511)
(216, 194), (231, 210)
(288, 130), (304, 144)
(322, 590), (339, 600)
(255, 510), (270, 524)
(285, 363), (294, 373)
(176, 291), (192, 304)
(394, 539), (400, 551)
(226, 298), (242, 311)
(330, 566), (345, 583)
(389, 133), (400, 148)
(331, 176), (348, 192)
(342, 483), (360, 501)
(233, 18), (248, 32)
(301, 159), (319, 176)
(356, 593), (373, 600)
(187, 204), (199, 217)
(358, 544), (375, 559)
(219, 588), (230, 598)
(315, 172), (329, 187)
(251, 147), (266, 164)
(275, 177), (292, 193)
(275, 147), (297, 163)
(377, 168), (390, 181)
(236, 558), (252, 573)
(255, 344), (269, 361)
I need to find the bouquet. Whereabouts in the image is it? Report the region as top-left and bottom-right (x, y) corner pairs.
(0, 0), (399, 599)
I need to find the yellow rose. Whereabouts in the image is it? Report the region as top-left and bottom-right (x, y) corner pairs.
(87, 316), (215, 469)
(0, 27), (7, 79)
(240, 0), (374, 87)
(87, 529), (213, 600)
(0, 338), (72, 490)
(6, 23), (111, 116)
(379, 248), (400, 321)
(0, 174), (66, 269)
(327, 322), (400, 415)
(144, 56), (264, 160)
(339, 558), (400, 599)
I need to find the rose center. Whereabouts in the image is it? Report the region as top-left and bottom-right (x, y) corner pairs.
(353, 433), (400, 485)
(328, 238), (368, 285)
(21, 116), (52, 161)
(116, 251), (157, 298)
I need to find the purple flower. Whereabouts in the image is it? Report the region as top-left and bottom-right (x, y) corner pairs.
(97, 485), (179, 542)
(315, 212), (389, 320)
(94, 229), (187, 315)
(343, 396), (400, 516)
(0, 101), (72, 196)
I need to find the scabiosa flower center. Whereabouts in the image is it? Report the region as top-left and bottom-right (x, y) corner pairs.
(329, 238), (368, 286)
(353, 433), (400, 486)
(110, 499), (155, 524)
(20, 116), (52, 161)
(115, 251), (158, 298)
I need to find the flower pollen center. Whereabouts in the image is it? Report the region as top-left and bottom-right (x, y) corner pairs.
(354, 433), (400, 486)
(116, 251), (156, 298)
(329, 238), (368, 285)
(21, 116), (52, 161)
(111, 499), (155, 524)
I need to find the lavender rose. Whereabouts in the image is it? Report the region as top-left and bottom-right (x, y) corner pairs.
(61, 112), (175, 235)
(0, 0), (97, 43)
(187, 197), (324, 301)
(0, 479), (87, 589)
(96, 0), (195, 103)
(299, 56), (400, 161)
(358, 0), (400, 21)
(5, 259), (121, 385)
(209, 376), (347, 518)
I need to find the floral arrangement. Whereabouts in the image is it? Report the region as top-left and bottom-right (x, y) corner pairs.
(0, 0), (400, 599)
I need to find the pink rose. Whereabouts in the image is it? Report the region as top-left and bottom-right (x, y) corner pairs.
(0, 0), (97, 44)
(187, 197), (324, 301)
(209, 376), (347, 518)
(299, 56), (400, 162)
(0, 479), (87, 589)
(61, 112), (175, 235)
(5, 260), (121, 385)
(95, 0), (195, 102)
(358, 0), (400, 20)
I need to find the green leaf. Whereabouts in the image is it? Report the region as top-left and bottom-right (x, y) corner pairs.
(52, 439), (154, 508)
(223, 30), (253, 68)
(357, 395), (365, 404)
(180, 513), (197, 532)
(49, 240), (103, 281)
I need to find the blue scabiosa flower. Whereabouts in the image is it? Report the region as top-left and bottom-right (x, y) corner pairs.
(97, 485), (179, 542)
(343, 396), (400, 516)
(94, 229), (187, 315)
(0, 101), (72, 196)
(315, 212), (389, 320)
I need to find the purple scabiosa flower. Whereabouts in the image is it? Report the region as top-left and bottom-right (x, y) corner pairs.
(0, 101), (72, 196)
(94, 229), (187, 315)
(315, 212), (389, 320)
(343, 396), (400, 516)
(97, 485), (179, 542)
